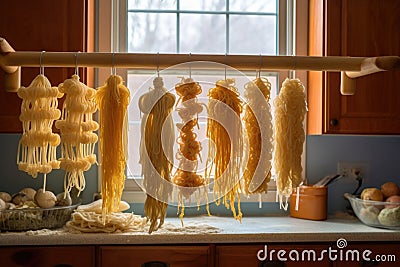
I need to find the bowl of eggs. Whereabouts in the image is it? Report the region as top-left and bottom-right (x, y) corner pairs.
(0, 188), (80, 231)
(345, 181), (400, 230)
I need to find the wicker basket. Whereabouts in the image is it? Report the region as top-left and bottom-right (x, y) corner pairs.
(0, 203), (80, 232)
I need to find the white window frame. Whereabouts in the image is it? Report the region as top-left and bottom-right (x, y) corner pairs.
(97, 0), (308, 204)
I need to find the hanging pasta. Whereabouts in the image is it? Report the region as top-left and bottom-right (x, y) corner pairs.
(56, 75), (98, 195)
(273, 78), (307, 209)
(17, 74), (63, 183)
(95, 75), (130, 218)
(242, 77), (273, 195)
(173, 77), (208, 223)
(206, 78), (243, 221)
(139, 76), (175, 233)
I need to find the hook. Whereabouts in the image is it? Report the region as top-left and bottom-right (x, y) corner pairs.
(257, 53), (262, 78)
(189, 52), (192, 79)
(111, 52), (116, 75)
(156, 52), (160, 77)
(39, 51), (45, 75)
(291, 55), (296, 79)
(224, 53), (227, 80)
(74, 51), (80, 76)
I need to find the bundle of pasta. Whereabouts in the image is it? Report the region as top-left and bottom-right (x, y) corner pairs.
(56, 75), (98, 195)
(17, 74), (63, 179)
(95, 75), (130, 218)
(206, 78), (243, 221)
(139, 76), (175, 233)
(242, 77), (273, 195)
(273, 78), (307, 209)
(173, 77), (208, 223)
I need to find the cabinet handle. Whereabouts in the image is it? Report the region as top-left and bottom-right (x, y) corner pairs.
(141, 261), (170, 267)
(259, 261), (286, 267)
(54, 265), (74, 267)
(330, 118), (339, 126)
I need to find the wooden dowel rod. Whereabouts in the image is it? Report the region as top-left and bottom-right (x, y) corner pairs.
(3, 51), (392, 72)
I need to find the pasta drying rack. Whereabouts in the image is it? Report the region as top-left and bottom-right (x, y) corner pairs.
(1, 38), (399, 95)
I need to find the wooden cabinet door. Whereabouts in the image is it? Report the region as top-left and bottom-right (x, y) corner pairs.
(0, 0), (94, 133)
(333, 242), (400, 267)
(0, 246), (95, 267)
(308, 0), (400, 134)
(98, 245), (211, 267)
(216, 244), (332, 267)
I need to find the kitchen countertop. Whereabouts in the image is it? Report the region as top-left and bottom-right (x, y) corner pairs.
(1, 215), (399, 246)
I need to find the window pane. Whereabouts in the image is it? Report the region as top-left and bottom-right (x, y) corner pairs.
(180, 14), (226, 54)
(127, 13), (177, 53)
(229, 0), (277, 13)
(128, 0), (176, 10)
(180, 0), (226, 11)
(229, 15), (276, 55)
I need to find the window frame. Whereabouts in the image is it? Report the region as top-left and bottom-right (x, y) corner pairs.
(97, 0), (308, 204)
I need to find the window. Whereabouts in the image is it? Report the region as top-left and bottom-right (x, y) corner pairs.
(126, 0), (278, 55)
(98, 0), (307, 204)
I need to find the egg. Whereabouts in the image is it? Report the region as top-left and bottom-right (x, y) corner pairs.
(385, 195), (400, 209)
(381, 182), (400, 199)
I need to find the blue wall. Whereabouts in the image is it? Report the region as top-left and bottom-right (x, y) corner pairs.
(306, 135), (400, 214)
(1, 133), (399, 216)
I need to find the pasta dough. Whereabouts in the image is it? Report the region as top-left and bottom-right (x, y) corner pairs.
(95, 75), (130, 218)
(17, 74), (63, 178)
(139, 76), (175, 233)
(273, 78), (307, 209)
(56, 75), (98, 195)
(206, 78), (243, 221)
(242, 77), (273, 195)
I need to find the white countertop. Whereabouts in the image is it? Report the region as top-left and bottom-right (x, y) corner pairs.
(1, 215), (399, 246)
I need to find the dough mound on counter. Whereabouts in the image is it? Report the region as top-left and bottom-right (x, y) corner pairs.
(66, 211), (147, 233)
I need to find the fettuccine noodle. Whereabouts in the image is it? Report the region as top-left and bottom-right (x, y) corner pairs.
(243, 77), (273, 195)
(206, 78), (243, 221)
(173, 77), (208, 223)
(139, 77), (175, 233)
(95, 75), (130, 218)
(273, 78), (307, 209)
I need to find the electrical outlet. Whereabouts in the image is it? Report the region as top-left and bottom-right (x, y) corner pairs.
(337, 162), (367, 180)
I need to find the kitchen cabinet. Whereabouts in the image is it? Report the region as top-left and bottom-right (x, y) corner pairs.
(0, 246), (95, 267)
(308, 0), (400, 134)
(216, 244), (332, 267)
(0, 0), (94, 133)
(98, 245), (211, 267)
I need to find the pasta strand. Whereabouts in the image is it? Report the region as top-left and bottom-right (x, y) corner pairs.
(95, 75), (130, 218)
(273, 78), (307, 209)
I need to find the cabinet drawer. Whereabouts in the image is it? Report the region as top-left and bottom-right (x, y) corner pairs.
(217, 244), (331, 267)
(99, 245), (210, 267)
(0, 246), (95, 267)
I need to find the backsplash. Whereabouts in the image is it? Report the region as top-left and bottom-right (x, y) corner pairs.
(306, 135), (400, 214)
(1, 133), (399, 216)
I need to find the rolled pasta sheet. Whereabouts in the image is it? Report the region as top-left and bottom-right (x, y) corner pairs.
(273, 78), (307, 209)
(16, 74), (63, 178)
(95, 75), (130, 218)
(56, 75), (98, 195)
(139, 76), (175, 233)
(206, 78), (244, 221)
(243, 77), (273, 195)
